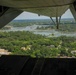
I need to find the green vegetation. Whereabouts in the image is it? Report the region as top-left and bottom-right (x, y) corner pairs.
(57, 24), (76, 32)
(0, 31), (76, 58)
(0, 19), (76, 58)
(8, 19), (52, 27)
(36, 26), (53, 30)
(35, 19), (76, 32)
(7, 19), (76, 32)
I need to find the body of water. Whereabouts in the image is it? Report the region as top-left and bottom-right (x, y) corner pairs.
(1, 25), (76, 37)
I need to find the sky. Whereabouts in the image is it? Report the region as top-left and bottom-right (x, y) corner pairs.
(14, 9), (74, 20)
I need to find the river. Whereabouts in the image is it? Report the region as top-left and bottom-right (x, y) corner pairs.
(1, 25), (76, 37)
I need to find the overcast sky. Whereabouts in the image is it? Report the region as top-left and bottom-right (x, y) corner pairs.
(14, 9), (74, 20)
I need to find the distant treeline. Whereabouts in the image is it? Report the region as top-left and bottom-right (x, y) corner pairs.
(8, 19), (76, 27)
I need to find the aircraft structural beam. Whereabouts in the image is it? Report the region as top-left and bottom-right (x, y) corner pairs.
(50, 16), (61, 29)
(0, 8), (22, 28)
(70, 1), (76, 20)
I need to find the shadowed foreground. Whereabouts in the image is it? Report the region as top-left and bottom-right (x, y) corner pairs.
(0, 55), (76, 75)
